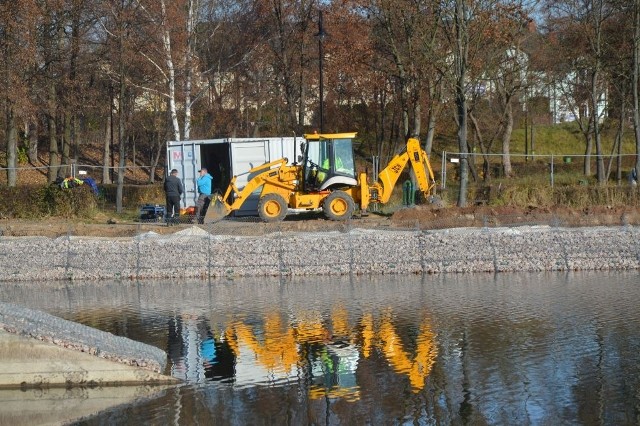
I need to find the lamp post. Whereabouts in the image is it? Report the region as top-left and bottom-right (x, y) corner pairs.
(315, 11), (327, 133)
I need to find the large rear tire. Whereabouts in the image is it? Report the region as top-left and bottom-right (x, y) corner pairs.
(258, 193), (288, 222)
(323, 191), (355, 221)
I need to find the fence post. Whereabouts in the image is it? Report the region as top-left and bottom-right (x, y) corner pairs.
(550, 154), (554, 188)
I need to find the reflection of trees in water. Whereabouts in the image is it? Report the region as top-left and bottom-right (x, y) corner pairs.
(175, 306), (640, 425)
(10, 274), (640, 424)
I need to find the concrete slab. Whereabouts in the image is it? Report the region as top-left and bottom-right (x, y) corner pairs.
(0, 331), (177, 387)
(0, 384), (171, 426)
(0, 302), (179, 388)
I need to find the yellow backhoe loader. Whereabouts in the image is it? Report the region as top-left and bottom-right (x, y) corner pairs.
(204, 132), (436, 223)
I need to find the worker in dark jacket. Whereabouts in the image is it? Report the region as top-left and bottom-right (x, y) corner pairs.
(164, 169), (184, 225)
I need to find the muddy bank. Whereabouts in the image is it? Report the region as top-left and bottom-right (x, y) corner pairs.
(3, 205), (640, 239)
(0, 225), (638, 281)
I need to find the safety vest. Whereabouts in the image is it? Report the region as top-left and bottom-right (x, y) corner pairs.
(62, 177), (84, 189)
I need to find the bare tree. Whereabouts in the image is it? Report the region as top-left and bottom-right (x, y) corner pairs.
(634, 0), (640, 177)
(0, 1), (37, 186)
(99, 0), (145, 212)
(544, 0), (612, 183)
(362, 0), (446, 154)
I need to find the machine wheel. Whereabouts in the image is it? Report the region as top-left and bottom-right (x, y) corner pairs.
(323, 191), (355, 221)
(258, 193), (288, 222)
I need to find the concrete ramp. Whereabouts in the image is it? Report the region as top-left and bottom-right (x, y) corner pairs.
(0, 302), (178, 388)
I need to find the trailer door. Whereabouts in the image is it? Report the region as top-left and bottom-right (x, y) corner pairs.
(230, 140), (269, 216)
(167, 142), (201, 208)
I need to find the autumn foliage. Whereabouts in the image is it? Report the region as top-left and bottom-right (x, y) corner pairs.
(0, 0), (639, 199)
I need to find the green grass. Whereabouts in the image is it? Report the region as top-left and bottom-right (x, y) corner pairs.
(510, 121), (637, 156)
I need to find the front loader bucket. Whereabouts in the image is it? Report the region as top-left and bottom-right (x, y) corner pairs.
(203, 196), (231, 224)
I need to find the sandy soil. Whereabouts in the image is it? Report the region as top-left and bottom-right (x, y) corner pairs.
(1, 205), (639, 238)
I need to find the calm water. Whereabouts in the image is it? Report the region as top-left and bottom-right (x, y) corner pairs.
(2, 271), (640, 425)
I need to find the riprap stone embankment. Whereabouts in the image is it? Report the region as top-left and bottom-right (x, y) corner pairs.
(0, 225), (638, 281)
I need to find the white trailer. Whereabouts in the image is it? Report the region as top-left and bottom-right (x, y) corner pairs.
(166, 137), (299, 216)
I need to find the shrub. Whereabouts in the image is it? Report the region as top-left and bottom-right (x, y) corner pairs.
(0, 184), (98, 219)
(100, 184), (164, 209)
(17, 147), (29, 165)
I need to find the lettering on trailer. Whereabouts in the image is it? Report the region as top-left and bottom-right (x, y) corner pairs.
(172, 151), (183, 161)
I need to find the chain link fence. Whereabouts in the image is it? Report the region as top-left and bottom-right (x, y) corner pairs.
(0, 163), (164, 185)
(3, 154), (639, 211)
(440, 152), (638, 188)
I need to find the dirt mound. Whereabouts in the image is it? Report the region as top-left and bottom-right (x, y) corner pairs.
(390, 205), (640, 228)
(1, 205), (639, 238)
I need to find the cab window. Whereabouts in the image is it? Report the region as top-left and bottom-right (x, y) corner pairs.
(333, 138), (355, 177)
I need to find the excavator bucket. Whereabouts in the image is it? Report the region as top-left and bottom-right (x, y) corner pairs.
(203, 195), (231, 224)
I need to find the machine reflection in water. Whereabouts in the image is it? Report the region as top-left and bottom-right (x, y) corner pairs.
(166, 304), (438, 400)
(4, 272), (640, 424)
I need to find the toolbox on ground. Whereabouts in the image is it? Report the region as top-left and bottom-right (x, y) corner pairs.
(139, 204), (166, 221)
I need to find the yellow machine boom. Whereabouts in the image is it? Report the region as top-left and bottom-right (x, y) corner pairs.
(362, 137), (436, 210)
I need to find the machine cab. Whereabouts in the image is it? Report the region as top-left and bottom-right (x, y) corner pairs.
(302, 132), (358, 191)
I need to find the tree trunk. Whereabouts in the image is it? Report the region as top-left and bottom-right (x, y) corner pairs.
(454, 0), (469, 207)
(606, 116), (622, 183)
(131, 134), (136, 170)
(58, 114), (71, 178)
(27, 121), (38, 164)
(424, 80), (440, 155)
(456, 83), (469, 206)
(116, 29), (126, 213)
(103, 112), (112, 184)
(297, 60), (306, 135)
(402, 95), (410, 140)
(584, 134), (592, 176)
(412, 102), (421, 138)
(469, 112), (487, 182)
(425, 110), (436, 155)
(72, 115), (79, 164)
(47, 81), (60, 183)
(502, 99), (514, 177)
(150, 137), (162, 184)
(616, 101), (623, 183)
(591, 76), (605, 184)
(160, 0), (180, 142)
(183, 0), (196, 140)
(116, 80), (125, 213)
(634, 0), (640, 177)
(5, 102), (17, 186)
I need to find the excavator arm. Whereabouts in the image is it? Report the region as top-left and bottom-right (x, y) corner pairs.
(371, 137), (436, 205)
